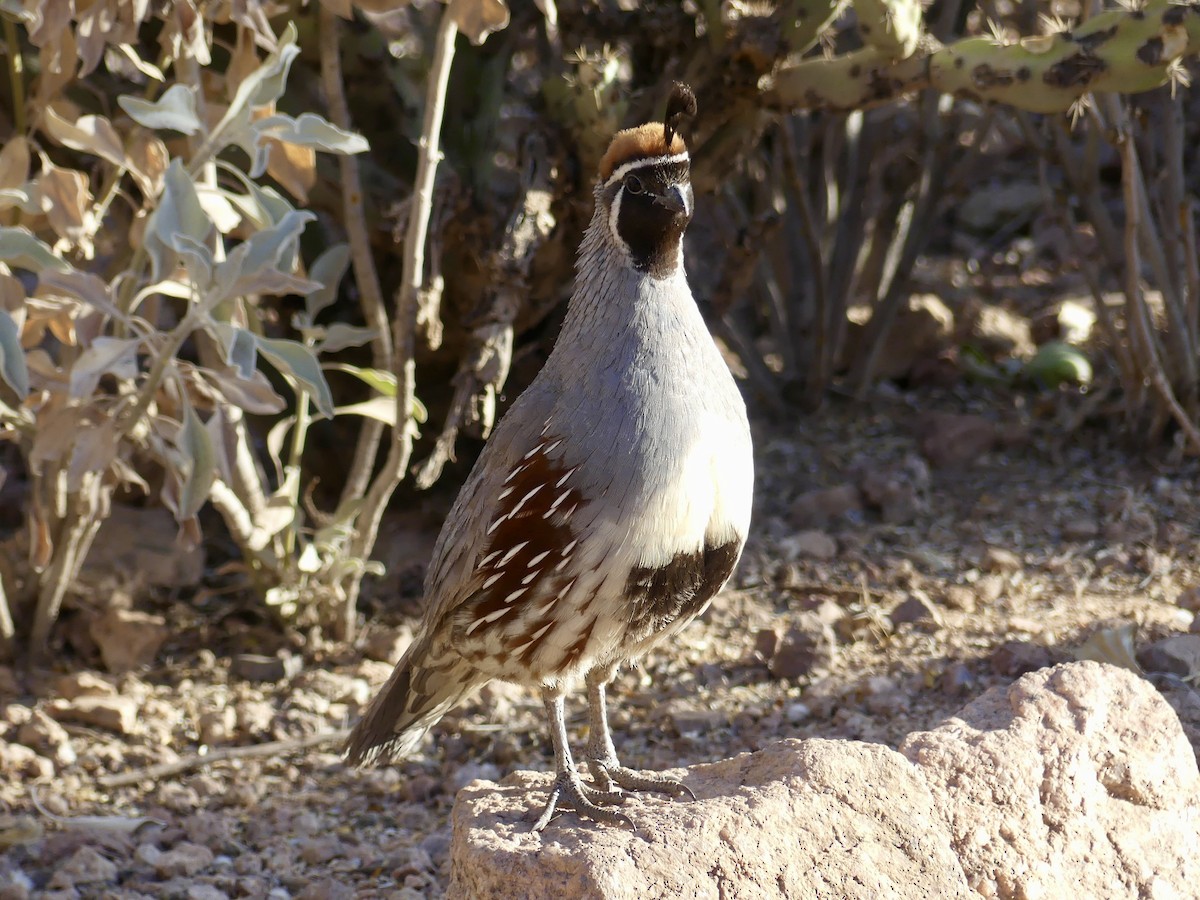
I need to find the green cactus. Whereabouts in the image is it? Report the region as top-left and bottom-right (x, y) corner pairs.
(543, 46), (628, 178)
(766, 0), (1200, 113)
(854, 0), (923, 59)
(931, 0), (1199, 112)
(782, 0), (853, 55)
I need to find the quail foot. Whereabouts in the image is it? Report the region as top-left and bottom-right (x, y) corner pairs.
(346, 83), (754, 831)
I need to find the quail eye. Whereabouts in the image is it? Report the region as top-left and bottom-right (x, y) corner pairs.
(623, 174), (644, 194)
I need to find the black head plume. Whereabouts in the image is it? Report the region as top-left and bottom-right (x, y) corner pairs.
(663, 82), (697, 149)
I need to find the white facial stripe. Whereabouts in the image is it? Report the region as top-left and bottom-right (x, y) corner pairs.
(604, 152), (690, 187)
(608, 185), (623, 243)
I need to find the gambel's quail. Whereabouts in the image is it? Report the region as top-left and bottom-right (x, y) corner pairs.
(346, 83), (753, 829)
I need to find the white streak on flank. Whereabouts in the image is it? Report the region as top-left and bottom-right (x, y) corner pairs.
(497, 486), (514, 501)
(479, 550), (501, 567)
(482, 572), (503, 589)
(498, 541), (529, 567)
(540, 419), (552, 435)
(503, 465), (525, 485)
(554, 468), (576, 488)
(503, 587), (528, 605)
(560, 503), (579, 521)
(486, 518), (503, 535)
(554, 556), (572, 572)
(523, 444), (543, 461)
(562, 539), (579, 556)
(543, 439), (562, 453)
(605, 152), (690, 187)
(466, 606), (511, 634)
(527, 550), (551, 567)
(509, 484), (544, 517)
(531, 621), (553, 640)
(547, 489), (572, 515)
(520, 571), (538, 585)
(536, 600), (555, 616)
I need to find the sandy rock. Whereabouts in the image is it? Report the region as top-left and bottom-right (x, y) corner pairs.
(17, 709), (76, 767)
(902, 662), (1200, 899)
(982, 545), (1022, 574)
(779, 529), (837, 561)
(891, 591), (941, 629)
(857, 454), (930, 524)
(453, 663), (1197, 899)
(960, 301), (1035, 359)
(918, 412), (999, 468)
(47, 695), (138, 734)
(148, 841), (215, 878)
(989, 640), (1052, 677)
(89, 607), (169, 673)
(450, 740), (970, 900)
(842, 294), (955, 380)
(363, 625), (414, 664)
(789, 485), (862, 529)
(53, 671), (117, 700)
(0, 741), (55, 781)
(46, 846), (117, 890)
(1139, 634), (1200, 678)
(768, 613), (837, 679)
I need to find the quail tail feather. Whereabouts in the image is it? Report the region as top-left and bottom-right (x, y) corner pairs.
(344, 640), (490, 765)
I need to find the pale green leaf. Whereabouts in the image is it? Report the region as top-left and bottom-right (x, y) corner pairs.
(0, 308), (29, 398)
(334, 397), (397, 426)
(254, 113), (369, 155)
(322, 362), (396, 397)
(305, 243), (350, 319)
(0, 227), (69, 271)
(143, 160), (213, 281)
(316, 323), (378, 353)
(256, 336), (335, 419)
(118, 84), (202, 135)
(178, 402), (216, 518)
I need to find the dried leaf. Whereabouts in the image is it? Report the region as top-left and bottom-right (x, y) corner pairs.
(450, 0), (510, 45)
(69, 337), (140, 399)
(126, 132), (169, 199)
(43, 108), (126, 169)
(255, 336), (335, 419)
(1074, 624), (1141, 673)
(31, 162), (94, 253)
(0, 137), (30, 191)
(67, 419), (119, 491)
(32, 26), (77, 111)
(0, 309), (30, 399)
(319, 0), (355, 17)
(265, 138), (316, 202)
(38, 270), (122, 320)
(106, 43), (166, 82)
(118, 84), (202, 135)
(30, 497), (53, 570)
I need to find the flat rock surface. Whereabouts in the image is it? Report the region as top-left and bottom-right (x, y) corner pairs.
(452, 662), (1200, 900)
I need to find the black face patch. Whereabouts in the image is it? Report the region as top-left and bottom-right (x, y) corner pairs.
(612, 160), (692, 278)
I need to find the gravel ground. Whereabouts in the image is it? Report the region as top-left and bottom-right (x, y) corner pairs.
(3, 390), (1200, 898)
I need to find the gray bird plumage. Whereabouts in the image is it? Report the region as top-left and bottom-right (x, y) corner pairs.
(346, 83), (753, 829)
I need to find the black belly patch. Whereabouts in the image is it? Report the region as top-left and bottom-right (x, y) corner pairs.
(624, 539), (742, 637)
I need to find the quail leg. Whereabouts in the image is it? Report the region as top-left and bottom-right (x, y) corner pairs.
(533, 690), (632, 831)
(583, 667), (695, 800)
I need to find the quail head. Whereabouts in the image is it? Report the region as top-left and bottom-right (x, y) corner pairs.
(346, 83), (754, 830)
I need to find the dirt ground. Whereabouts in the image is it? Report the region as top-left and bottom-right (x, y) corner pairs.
(3, 387), (1200, 898)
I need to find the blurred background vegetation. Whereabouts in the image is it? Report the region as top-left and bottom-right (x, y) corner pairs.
(0, 0), (1198, 664)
